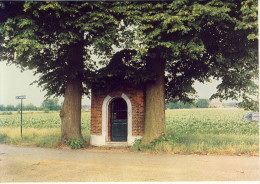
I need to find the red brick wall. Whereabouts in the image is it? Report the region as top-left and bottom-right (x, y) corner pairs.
(91, 85), (145, 138)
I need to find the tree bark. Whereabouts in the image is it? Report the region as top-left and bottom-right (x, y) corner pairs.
(141, 50), (166, 145)
(60, 78), (84, 141)
(59, 42), (84, 142)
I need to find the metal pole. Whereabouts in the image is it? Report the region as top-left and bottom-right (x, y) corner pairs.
(16, 95), (26, 138)
(21, 99), (22, 138)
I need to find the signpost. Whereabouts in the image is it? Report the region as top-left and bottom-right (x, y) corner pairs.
(16, 95), (26, 138)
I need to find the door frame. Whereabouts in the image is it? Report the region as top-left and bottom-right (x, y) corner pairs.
(90, 93), (142, 146)
(103, 93), (132, 143)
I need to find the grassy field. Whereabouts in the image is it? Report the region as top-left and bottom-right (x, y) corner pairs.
(0, 111), (91, 147)
(0, 108), (259, 155)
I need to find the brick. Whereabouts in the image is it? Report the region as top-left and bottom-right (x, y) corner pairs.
(90, 84), (145, 138)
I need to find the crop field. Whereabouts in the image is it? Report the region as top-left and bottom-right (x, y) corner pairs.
(0, 111), (91, 147)
(0, 108), (259, 155)
(164, 108), (259, 155)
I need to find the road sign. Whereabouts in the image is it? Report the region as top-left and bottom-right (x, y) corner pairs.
(16, 95), (26, 138)
(16, 96), (26, 99)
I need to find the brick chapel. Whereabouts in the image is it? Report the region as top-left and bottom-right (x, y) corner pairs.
(90, 85), (145, 146)
(89, 50), (146, 146)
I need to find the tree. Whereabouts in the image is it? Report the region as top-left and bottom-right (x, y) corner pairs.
(0, 105), (4, 111)
(166, 101), (194, 109)
(0, 1), (121, 141)
(195, 99), (209, 108)
(41, 98), (61, 111)
(122, 0), (258, 144)
(24, 103), (38, 111)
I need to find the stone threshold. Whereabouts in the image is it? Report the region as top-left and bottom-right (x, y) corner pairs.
(104, 142), (129, 147)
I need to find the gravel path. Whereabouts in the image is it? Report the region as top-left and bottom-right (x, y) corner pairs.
(0, 145), (259, 182)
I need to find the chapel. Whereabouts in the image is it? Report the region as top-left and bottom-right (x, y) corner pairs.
(90, 49), (147, 146)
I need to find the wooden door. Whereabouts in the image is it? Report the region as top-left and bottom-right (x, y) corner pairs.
(110, 98), (127, 141)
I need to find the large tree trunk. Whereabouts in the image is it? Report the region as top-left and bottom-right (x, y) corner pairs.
(60, 78), (84, 141)
(59, 42), (84, 142)
(141, 50), (166, 145)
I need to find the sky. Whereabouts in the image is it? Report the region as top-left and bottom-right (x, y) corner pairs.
(0, 61), (220, 107)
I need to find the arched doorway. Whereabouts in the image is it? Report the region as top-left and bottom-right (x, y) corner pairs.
(110, 98), (127, 141)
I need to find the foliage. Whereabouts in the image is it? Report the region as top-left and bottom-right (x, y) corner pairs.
(0, 104), (18, 111)
(1, 1), (257, 110)
(90, 49), (156, 94)
(23, 103), (39, 111)
(166, 98), (209, 109)
(0, 101), (59, 111)
(124, 0), (258, 111)
(132, 135), (175, 152)
(65, 138), (83, 149)
(195, 99), (209, 108)
(0, 134), (10, 143)
(0, 1), (121, 97)
(166, 101), (193, 109)
(41, 98), (61, 111)
(0, 1), (125, 140)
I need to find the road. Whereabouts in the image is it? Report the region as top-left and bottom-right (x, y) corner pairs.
(0, 145), (259, 182)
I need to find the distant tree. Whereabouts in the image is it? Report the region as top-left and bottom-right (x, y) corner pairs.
(24, 103), (38, 111)
(195, 99), (209, 108)
(41, 98), (61, 111)
(5, 105), (17, 111)
(166, 101), (194, 109)
(15, 104), (20, 111)
(0, 105), (5, 111)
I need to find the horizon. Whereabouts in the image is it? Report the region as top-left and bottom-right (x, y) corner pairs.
(1, 61), (224, 106)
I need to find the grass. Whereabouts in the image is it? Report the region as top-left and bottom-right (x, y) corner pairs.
(131, 108), (259, 155)
(0, 127), (61, 147)
(0, 110), (90, 147)
(0, 108), (259, 155)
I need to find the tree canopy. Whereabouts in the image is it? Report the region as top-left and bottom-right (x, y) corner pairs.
(0, 1), (121, 96)
(123, 0), (258, 111)
(1, 1), (257, 111)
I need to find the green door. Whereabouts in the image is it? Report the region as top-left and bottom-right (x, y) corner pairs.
(111, 98), (127, 141)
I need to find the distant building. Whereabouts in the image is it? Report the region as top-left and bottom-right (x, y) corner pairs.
(245, 112), (259, 122)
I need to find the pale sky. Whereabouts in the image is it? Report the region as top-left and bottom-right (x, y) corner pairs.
(0, 61), (220, 106)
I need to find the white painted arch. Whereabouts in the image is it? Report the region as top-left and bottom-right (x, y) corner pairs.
(90, 93), (142, 146)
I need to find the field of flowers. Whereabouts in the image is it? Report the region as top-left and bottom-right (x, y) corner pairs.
(0, 108), (258, 155)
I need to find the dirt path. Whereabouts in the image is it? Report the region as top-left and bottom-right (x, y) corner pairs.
(0, 145), (259, 182)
